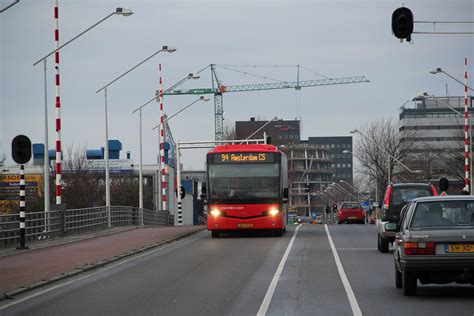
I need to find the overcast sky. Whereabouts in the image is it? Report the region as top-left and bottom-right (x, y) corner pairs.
(1, 0), (473, 170)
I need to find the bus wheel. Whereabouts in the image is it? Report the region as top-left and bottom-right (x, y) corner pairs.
(211, 230), (220, 238)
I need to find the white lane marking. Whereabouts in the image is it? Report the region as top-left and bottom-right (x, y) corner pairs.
(325, 224), (362, 316)
(0, 231), (206, 311)
(257, 224), (301, 316)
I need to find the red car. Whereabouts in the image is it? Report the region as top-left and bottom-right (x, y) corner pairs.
(337, 202), (365, 224)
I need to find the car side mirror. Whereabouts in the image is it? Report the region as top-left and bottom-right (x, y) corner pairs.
(385, 223), (398, 231)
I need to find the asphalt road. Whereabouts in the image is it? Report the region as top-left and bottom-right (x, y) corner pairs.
(1, 224), (473, 316)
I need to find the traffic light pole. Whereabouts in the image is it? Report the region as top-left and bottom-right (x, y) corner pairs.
(17, 165), (28, 250)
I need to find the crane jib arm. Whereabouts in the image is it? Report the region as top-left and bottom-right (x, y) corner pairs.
(162, 76), (369, 96)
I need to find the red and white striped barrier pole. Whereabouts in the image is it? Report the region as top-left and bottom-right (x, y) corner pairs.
(159, 64), (167, 211)
(464, 58), (470, 193)
(54, 0), (62, 205)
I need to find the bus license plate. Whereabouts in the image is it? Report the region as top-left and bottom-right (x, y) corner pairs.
(237, 223), (253, 228)
(446, 244), (474, 253)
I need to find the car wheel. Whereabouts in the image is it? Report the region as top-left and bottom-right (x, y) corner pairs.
(395, 265), (402, 289)
(377, 235), (381, 251)
(380, 236), (389, 253)
(275, 229), (283, 237)
(211, 230), (220, 238)
(402, 271), (417, 296)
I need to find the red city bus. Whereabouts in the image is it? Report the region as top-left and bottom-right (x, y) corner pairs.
(204, 144), (288, 237)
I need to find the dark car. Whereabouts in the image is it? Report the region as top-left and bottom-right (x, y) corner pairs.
(377, 183), (437, 253)
(337, 202), (365, 224)
(390, 196), (474, 296)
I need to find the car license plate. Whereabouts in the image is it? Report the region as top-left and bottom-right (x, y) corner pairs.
(237, 223), (253, 228)
(446, 244), (474, 253)
(348, 217), (357, 220)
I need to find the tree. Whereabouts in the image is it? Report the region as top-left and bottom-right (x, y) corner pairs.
(62, 147), (104, 208)
(223, 122), (236, 140)
(399, 142), (439, 183)
(0, 154), (6, 168)
(354, 118), (418, 200)
(439, 124), (469, 188)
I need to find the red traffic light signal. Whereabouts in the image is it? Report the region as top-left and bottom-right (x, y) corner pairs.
(11, 135), (32, 164)
(392, 7), (414, 41)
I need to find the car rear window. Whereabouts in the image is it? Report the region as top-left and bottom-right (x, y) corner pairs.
(411, 201), (474, 228)
(390, 186), (431, 206)
(341, 203), (361, 209)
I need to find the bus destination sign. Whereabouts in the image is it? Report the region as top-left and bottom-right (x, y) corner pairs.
(214, 152), (276, 163)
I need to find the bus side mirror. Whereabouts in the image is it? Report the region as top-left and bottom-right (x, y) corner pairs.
(200, 182), (207, 201)
(283, 188), (289, 199)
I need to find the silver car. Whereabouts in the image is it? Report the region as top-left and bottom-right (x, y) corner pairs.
(389, 196), (474, 296)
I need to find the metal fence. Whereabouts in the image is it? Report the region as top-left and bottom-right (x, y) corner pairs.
(0, 206), (173, 248)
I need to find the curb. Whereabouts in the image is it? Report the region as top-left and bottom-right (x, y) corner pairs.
(2, 227), (205, 300)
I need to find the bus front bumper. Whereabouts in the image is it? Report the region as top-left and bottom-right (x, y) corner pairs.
(207, 215), (284, 230)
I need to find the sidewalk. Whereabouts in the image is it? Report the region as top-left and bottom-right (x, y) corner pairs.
(0, 225), (205, 298)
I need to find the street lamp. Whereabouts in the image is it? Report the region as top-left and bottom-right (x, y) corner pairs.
(132, 73), (201, 212)
(429, 68), (474, 91)
(418, 92), (473, 192)
(32, 7), (133, 231)
(325, 186), (347, 202)
(151, 96), (211, 130)
(331, 182), (358, 200)
(96, 45), (176, 226)
(0, 0), (19, 12)
(240, 117), (279, 144)
(339, 180), (359, 200)
(350, 129), (422, 183)
(343, 149), (379, 202)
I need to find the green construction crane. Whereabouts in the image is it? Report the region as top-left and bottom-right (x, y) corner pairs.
(163, 64), (369, 141)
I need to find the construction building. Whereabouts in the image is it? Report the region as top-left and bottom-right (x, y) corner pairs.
(308, 136), (353, 184)
(235, 117), (346, 215)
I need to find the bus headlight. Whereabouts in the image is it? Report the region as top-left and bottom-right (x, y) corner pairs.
(210, 208), (221, 217)
(269, 209), (279, 216)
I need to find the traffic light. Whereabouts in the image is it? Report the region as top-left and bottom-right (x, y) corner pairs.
(175, 186), (185, 200)
(391, 7), (414, 41)
(439, 178), (449, 193)
(11, 135), (32, 164)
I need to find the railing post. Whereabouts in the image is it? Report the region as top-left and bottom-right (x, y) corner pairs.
(61, 206), (67, 235)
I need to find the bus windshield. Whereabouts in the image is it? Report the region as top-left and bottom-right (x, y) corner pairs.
(209, 163), (280, 199)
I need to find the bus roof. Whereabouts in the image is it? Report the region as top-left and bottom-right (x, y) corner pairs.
(209, 144), (280, 154)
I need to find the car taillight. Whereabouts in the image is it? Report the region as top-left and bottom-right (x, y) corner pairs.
(404, 242), (435, 255)
(430, 185), (438, 196)
(384, 185), (392, 209)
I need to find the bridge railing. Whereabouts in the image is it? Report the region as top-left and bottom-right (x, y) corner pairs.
(0, 206), (173, 248)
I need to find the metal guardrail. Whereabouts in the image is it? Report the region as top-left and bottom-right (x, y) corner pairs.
(0, 206), (173, 248)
